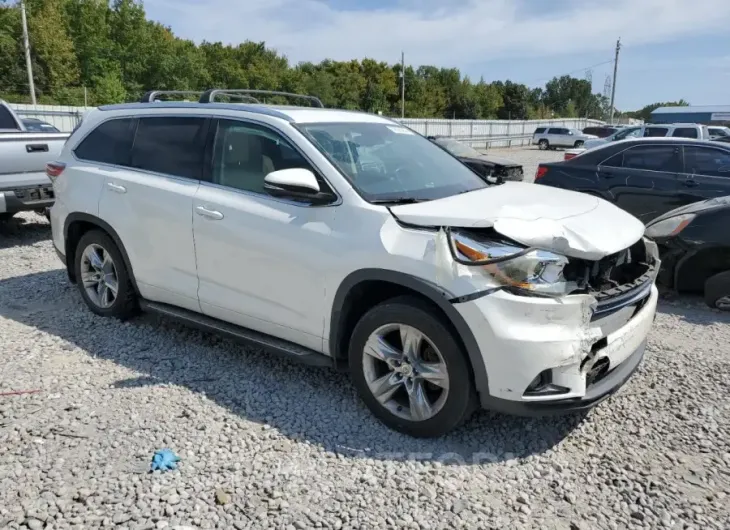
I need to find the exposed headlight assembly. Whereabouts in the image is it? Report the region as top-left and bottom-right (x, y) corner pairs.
(644, 214), (695, 239)
(445, 229), (578, 296)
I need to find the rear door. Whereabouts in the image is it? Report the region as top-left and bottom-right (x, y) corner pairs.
(97, 115), (208, 312)
(547, 127), (566, 147)
(677, 144), (730, 207)
(597, 144), (682, 221)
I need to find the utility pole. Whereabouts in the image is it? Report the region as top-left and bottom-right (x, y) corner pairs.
(400, 51), (405, 118)
(20, 0), (36, 105)
(609, 38), (621, 124)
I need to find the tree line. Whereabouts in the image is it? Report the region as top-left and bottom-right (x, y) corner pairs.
(0, 0), (677, 120)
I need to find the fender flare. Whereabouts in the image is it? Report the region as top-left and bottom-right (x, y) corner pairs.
(63, 212), (140, 295)
(329, 268), (490, 402)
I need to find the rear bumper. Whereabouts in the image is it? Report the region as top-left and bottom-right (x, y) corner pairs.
(0, 185), (55, 214)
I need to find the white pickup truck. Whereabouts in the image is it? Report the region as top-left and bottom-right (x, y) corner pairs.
(0, 100), (70, 221)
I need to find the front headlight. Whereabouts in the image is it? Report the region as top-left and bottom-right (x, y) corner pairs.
(645, 213), (695, 239)
(450, 232), (577, 296)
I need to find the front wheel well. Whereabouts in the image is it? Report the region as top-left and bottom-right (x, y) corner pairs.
(675, 247), (730, 293)
(332, 280), (469, 366)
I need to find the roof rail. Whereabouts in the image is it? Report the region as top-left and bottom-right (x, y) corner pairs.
(199, 89), (324, 108)
(140, 90), (204, 103)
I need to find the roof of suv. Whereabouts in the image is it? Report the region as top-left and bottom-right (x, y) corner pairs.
(98, 102), (394, 125)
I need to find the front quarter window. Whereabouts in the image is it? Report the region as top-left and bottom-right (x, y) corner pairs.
(298, 122), (487, 202)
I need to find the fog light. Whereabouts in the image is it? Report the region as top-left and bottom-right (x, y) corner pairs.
(524, 369), (570, 397)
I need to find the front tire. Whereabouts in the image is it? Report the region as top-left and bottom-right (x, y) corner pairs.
(704, 271), (730, 311)
(538, 139), (549, 150)
(348, 296), (476, 438)
(74, 230), (138, 320)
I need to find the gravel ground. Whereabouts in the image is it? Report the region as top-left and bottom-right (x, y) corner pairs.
(1, 212), (729, 530)
(485, 146), (565, 183)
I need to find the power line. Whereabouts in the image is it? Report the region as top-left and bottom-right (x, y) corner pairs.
(524, 59), (614, 86)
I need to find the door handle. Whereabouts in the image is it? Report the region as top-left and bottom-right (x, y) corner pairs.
(683, 179), (699, 188)
(107, 182), (127, 193)
(195, 206), (224, 220)
(600, 170), (617, 179)
(26, 143), (49, 153)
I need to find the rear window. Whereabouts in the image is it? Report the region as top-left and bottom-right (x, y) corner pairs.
(0, 105), (20, 129)
(534, 127), (546, 134)
(130, 117), (208, 180)
(672, 127), (698, 139)
(644, 127), (669, 137)
(74, 118), (136, 165)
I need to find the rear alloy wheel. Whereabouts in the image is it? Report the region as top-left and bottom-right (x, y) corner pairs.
(74, 230), (138, 319)
(538, 139), (549, 150)
(349, 296), (475, 438)
(704, 271), (730, 311)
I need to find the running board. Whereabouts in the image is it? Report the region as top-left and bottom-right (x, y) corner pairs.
(139, 300), (332, 367)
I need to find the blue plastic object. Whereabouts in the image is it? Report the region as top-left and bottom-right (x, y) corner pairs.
(150, 448), (180, 472)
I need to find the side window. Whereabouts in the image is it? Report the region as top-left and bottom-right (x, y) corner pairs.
(211, 119), (318, 196)
(534, 127), (546, 134)
(602, 151), (625, 168)
(643, 127), (669, 137)
(130, 117), (207, 179)
(683, 146), (730, 177)
(74, 118), (136, 165)
(547, 128), (561, 135)
(672, 127), (698, 139)
(0, 105), (20, 129)
(623, 146), (679, 171)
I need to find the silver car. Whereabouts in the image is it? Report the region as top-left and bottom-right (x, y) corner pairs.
(532, 127), (597, 150)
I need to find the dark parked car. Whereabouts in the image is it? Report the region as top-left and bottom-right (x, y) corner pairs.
(645, 196), (730, 310)
(582, 126), (621, 138)
(427, 136), (524, 182)
(534, 138), (730, 223)
(21, 117), (61, 133)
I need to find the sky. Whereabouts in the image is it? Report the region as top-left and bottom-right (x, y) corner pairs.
(142, 0), (730, 111)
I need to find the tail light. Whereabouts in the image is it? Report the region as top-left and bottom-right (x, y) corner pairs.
(535, 166), (549, 180)
(564, 152), (577, 161)
(46, 162), (66, 181)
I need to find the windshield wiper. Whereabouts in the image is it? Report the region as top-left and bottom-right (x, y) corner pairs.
(369, 197), (427, 205)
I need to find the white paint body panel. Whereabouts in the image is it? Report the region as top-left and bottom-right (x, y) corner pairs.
(390, 182), (646, 259)
(51, 104), (659, 408)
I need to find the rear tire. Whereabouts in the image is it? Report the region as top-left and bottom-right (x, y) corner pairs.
(538, 139), (549, 150)
(348, 296), (476, 438)
(0, 213), (16, 222)
(574, 140), (584, 148)
(74, 230), (138, 320)
(704, 271), (730, 311)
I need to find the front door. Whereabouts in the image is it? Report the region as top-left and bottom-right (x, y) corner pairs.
(192, 118), (339, 351)
(677, 144), (730, 207)
(597, 144), (681, 222)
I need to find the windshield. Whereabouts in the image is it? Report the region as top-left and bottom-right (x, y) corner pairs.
(613, 127), (641, 141)
(435, 138), (483, 158)
(298, 122), (487, 202)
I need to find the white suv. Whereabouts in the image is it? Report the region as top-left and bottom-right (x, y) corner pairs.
(48, 89), (660, 437)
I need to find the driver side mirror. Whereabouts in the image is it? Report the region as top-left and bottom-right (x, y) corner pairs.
(263, 168), (335, 204)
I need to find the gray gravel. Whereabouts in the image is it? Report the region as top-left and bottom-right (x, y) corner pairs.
(1, 212), (730, 530)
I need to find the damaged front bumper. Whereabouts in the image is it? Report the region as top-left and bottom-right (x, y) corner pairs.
(453, 240), (660, 415)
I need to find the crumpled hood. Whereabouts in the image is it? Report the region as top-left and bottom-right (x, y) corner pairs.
(389, 182), (645, 260)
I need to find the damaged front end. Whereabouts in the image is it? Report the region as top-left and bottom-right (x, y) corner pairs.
(434, 226), (660, 402)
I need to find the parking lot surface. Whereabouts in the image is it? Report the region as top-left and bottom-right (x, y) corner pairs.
(1, 209), (729, 530)
(485, 146), (564, 182)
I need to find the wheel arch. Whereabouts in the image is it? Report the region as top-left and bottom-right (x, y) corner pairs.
(674, 245), (730, 293)
(329, 269), (490, 401)
(63, 213), (140, 295)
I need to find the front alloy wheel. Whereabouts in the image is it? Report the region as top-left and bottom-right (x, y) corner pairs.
(349, 296), (475, 437)
(80, 243), (118, 309)
(363, 323), (449, 422)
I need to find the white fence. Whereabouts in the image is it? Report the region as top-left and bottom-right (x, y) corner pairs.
(396, 118), (604, 148)
(9, 103), (92, 132)
(8, 104), (604, 148)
